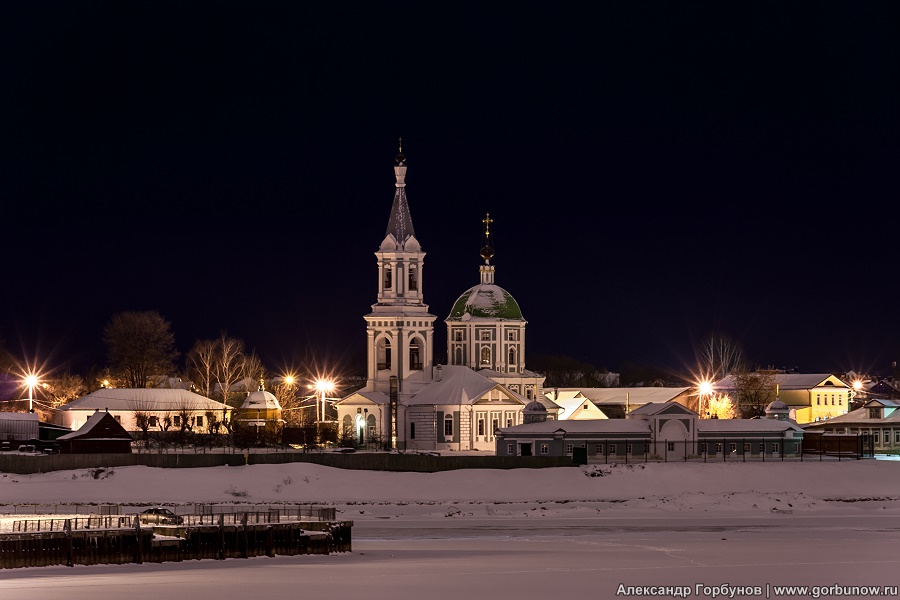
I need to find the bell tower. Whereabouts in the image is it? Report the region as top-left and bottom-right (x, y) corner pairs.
(363, 141), (436, 395)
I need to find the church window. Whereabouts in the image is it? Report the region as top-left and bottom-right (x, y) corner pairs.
(384, 266), (392, 290)
(480, 347), (491, 365)
(409, 339), (421, 370)
(377, 339), (392, 370)
(444, 415), (453, 436)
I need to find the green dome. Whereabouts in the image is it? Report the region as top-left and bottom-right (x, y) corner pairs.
(447, 284), (524, 321)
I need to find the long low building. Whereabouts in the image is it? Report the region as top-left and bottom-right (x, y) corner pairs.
(57, 388), (232, 433)
(495, 400), (805, 459)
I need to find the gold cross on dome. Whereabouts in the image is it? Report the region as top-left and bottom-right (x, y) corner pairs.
(482, 213), (493, 234)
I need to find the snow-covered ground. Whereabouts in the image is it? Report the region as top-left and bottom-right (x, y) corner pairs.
(2, 460), (900, 599)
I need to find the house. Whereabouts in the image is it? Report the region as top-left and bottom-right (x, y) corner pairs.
(0, 411), (40, 442)
(543, 389), (608, 420)
(801, 398), (900, 451)
(547, 387), (691, 419)
(712, 373), (851, 424)
(56, 388), (232, 433)
(495, 400), (805, 459)
(57, 410), (133, 454)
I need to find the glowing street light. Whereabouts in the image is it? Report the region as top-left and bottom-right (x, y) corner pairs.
(698, 380), (713, 418)
(25, 374), (38, 413)
(313, 379), (334, 425)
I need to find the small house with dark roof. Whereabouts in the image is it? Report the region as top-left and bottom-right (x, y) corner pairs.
(57, 410), (133, 454)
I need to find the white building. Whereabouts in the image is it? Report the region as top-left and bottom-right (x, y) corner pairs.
(57, 388), (231, 432)
(336, 148), (544, 451)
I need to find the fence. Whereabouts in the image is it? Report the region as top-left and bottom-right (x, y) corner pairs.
(0, 513), (352, 569)
(574, 436), (870, 465)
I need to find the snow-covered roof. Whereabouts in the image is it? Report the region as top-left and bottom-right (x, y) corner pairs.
(241, 389), (281, 410)
(552, 387), (690, 405)
(404, 365), (523, 406)
(715, 373), (848, 391)
(59, 388), (229, 413)
(447, 284), (523, 321)
(497, 419), (651, 435)
(0, 412), (40, 422)
(57, 410), (133, 441)
(698, 419), (804, 433)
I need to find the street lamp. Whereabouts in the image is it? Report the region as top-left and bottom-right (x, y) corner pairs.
(25, 374), (38, 413)
(698, 380), (712, 418)
(314, 379), (334, 425)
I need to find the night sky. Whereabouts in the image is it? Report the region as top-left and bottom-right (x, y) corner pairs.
(3, 2), (899, 382)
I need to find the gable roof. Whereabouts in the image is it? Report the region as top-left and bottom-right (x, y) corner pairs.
(497, 419), (651, 435)
(59, 388), (229, 413)
(628, 401), (696, 417)
(715, 373), (848, 391)
(57, 411), (134, 441)
(553, 387), (690, 406)
(404, 365), (522, 406)
(699, 419), (804, 433)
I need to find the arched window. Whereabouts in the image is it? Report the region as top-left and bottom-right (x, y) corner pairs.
(377, 338), (392, 370)
(408, 265), (417, 291)
(444, 414), (453, 436)
(454, 347), (463, 365)
(480, 346), (491, 366)
(508, 347), (516, 371)
(409, 339), (421, 370)
(383, 266), (392, 291)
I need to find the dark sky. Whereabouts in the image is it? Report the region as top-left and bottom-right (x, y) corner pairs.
(3, 2), (898, 382)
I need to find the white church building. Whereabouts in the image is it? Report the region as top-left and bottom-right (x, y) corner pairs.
(335, 147), (546, 452)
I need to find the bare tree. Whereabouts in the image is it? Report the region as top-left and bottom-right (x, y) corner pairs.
(213, 333), (245, 412)
(187, 339), (217, 398)
(699, 334), (746, 382)
(103, 311), (179, 388)
(243, 352), (265, 385)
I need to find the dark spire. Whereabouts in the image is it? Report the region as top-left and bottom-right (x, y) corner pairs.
(385, 142), (416, 246)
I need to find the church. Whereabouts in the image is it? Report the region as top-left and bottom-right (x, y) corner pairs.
(334, 147), (547, 452)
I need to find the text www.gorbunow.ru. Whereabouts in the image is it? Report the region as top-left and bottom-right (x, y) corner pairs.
(617, 583), (900, 598)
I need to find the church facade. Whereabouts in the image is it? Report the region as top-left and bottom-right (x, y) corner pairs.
(335, 148), (545, 451)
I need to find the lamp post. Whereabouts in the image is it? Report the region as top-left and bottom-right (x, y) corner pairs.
(698, 380), (712, 419)
(25, 374), (38, 413)
(314, 379), (334, 425)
